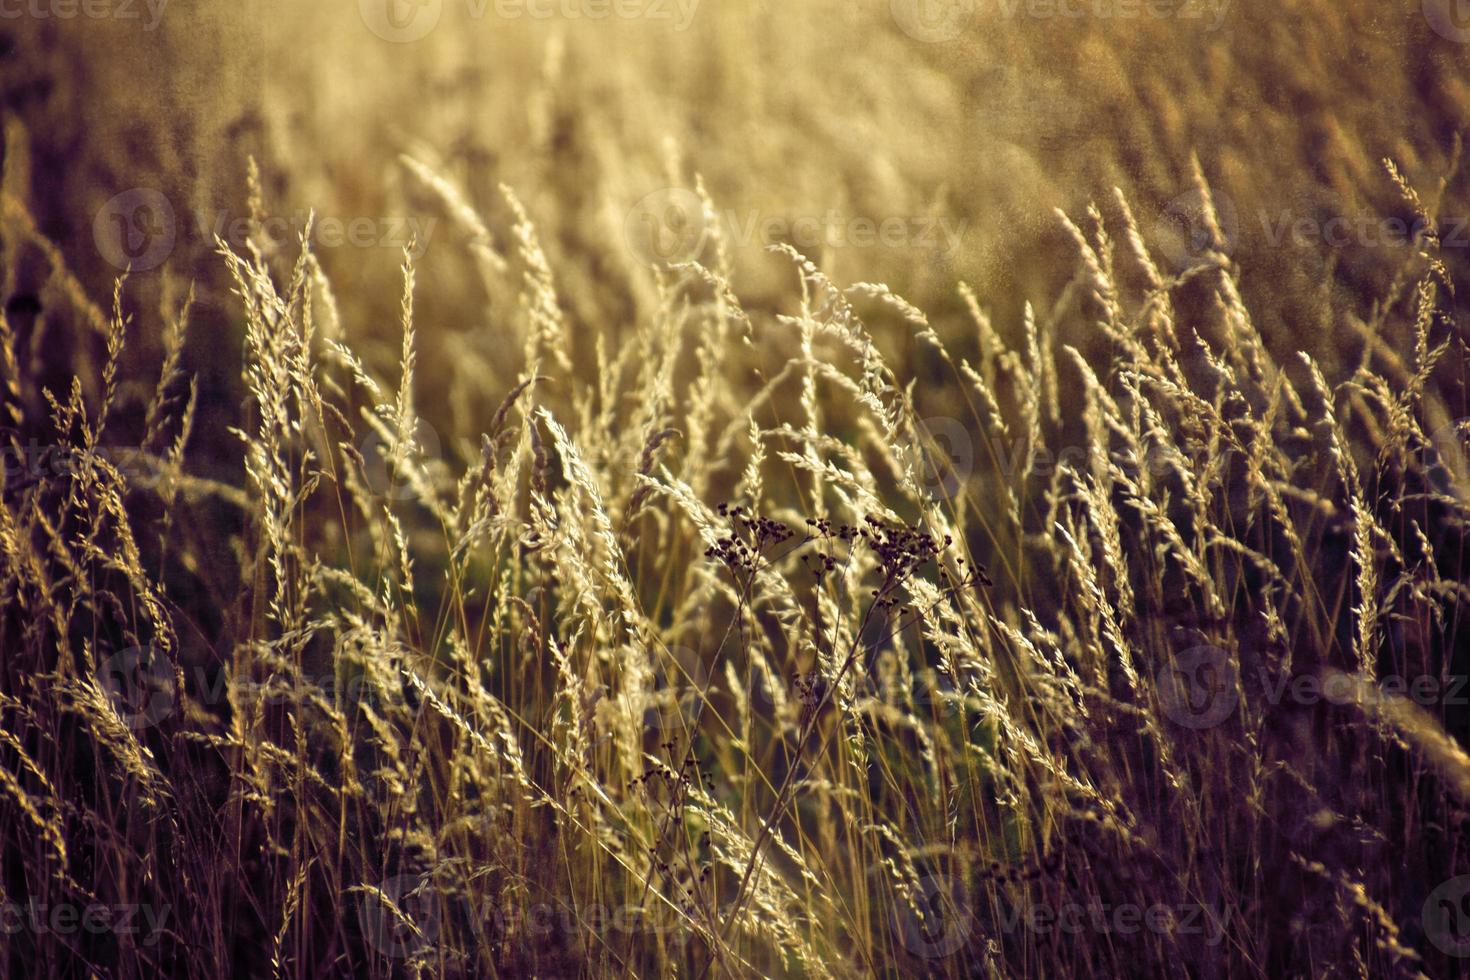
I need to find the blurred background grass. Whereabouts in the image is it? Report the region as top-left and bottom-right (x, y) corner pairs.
(8, 1), (1470, 737)
(9, 1), (1470, 655)
(5, 3), (1470, 976)
(8, 0), (1469, 365)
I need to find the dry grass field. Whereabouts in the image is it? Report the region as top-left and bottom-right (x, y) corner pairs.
(3, 1), (1470, 976)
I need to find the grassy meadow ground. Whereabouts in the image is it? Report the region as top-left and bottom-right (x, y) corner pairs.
(3, 0), (1470, 976)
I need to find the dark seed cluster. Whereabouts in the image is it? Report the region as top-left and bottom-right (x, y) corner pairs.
(709, 506), (994, 604)
(860, 516), (945, 580)
(705, 503), (796, 574)
(633, 741), (713, 794)
(977, 850), (1063, 885)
